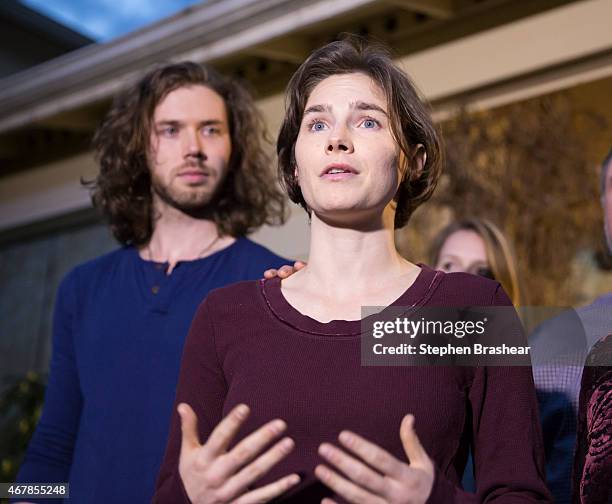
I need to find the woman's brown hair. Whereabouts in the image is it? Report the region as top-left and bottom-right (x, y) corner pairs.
(429, 218), (524, 306)
(88, 61), (286, 246)
(277, 36), (442, 228)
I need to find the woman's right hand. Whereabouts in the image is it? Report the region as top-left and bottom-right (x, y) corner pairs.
(178, 402), (300, 504)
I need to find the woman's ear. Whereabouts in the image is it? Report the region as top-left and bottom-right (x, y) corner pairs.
(409, 144), (427, 181)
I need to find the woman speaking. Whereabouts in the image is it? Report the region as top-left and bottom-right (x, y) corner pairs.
(154, 38), (551, 503)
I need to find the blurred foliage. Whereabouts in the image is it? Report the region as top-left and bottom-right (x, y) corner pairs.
(0, 372), (46, 484)
(401, 92), (610, 306)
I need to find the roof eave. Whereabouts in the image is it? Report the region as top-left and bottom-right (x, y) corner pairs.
(0, 0), (378, 134)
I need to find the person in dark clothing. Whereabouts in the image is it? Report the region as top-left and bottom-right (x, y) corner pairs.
(154, 39), (552, 503)
(572, 333), (612, 504)
(571, 148), (612, 503)
(14, 62), (300, 504)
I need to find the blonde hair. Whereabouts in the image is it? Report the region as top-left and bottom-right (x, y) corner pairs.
(429, 218), (523, 306)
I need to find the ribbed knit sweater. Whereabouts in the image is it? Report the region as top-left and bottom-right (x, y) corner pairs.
(154, 265), (552, 503)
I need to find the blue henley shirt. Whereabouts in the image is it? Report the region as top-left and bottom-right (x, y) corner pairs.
(15, 238), (289, 503)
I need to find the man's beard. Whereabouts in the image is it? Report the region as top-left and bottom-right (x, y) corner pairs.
(151, 173), (220, 219)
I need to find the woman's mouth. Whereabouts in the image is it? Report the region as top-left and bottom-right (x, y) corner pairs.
(321, 163), (358, 180)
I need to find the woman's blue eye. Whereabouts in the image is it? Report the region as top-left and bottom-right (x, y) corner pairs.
(311, 121), (326, 131)
(362, 119), (377, 128)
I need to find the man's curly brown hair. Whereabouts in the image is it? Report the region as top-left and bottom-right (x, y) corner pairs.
(88, 61), (286, 246)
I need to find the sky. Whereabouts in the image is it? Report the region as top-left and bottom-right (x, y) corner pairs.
(21, 0), (206, 42)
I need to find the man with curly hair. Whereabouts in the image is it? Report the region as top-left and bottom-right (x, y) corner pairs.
(13, 62), (299, 504)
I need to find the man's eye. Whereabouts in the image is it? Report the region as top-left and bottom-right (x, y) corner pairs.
(202, 126), (220, 136)
(160, 126), (178, 137)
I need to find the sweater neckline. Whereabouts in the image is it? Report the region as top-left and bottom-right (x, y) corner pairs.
(130, 237), (244, 270)
(261, 263), (443, 337)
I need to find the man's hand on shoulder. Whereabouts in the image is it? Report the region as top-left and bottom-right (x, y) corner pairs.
(263, 261), (306, 279)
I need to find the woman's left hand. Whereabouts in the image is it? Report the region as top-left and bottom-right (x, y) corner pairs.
(315, 414), (435, 504)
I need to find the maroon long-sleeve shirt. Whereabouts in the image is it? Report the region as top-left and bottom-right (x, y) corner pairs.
(154, 265), (552, 503)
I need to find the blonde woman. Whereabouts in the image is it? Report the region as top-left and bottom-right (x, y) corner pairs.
(430, 218), (523, 306)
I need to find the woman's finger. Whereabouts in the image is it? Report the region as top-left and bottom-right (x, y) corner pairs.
(221, 436), (295, 492)
(400, 414), (428, 465)
(337, 431), (403, 479)
(213, 418), (287, 477)
(318, 443), (387, 495)
(234, 473), (301, 504)
(203, 404), (250, 457)
(315, 465), (385, 504)
(178, 403), (201, 453)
